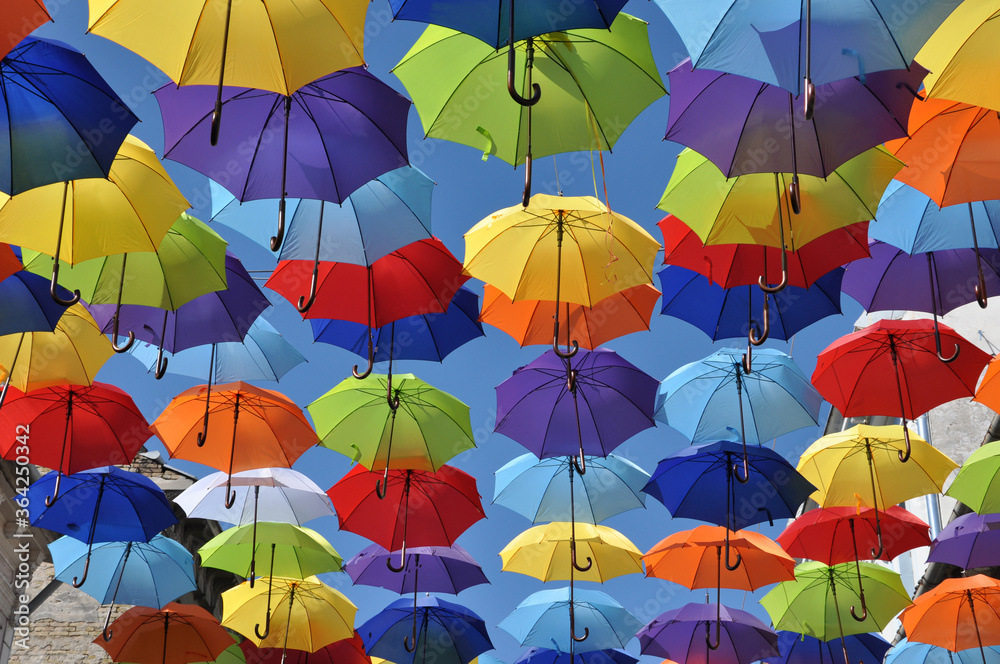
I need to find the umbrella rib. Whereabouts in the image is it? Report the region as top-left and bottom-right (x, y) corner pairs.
(727, 82), (770, 177)
(239, 94), (285, 203)
(866, 4), (909, 68)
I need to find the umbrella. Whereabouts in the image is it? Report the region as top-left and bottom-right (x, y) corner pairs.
(500, 522), (644, 583)
(394, 14), (664, 202)
(760, 561), (911, 664)
(946, 441), (1000, 514)
(327, 465), (486, 570)
(50, 534), (197, 641)
(88, 0), (366, 143)
(464, 194), (659, 357)
(900, 575), (1000, 664)
(512, 648), (637, 664)
(129, 316), (307, 383)
(654, 348), (822, 470)
(150, 381), (319, 506)
(975, 353), (1000, 419)
(886, 638), (1000, 664)
(1, 2), (50, 59)
(811, 319), (991, 460)
(493, 452), (649, 524)
(498, 587), (640, 654)
(658, 146), (901, 292)
(0, 243), (20, 282)
(0, 382), (151, 502)
(310, 287), (484, 363)
(764, 632), (890, 664)
(638, 602), (778, 664)
(927, 512), (1000, 570)
(360, 595), (493, 661)
(0, 36), (138, 194)
(23, 212), (228, 353)
(494, 348), (658, 467)
(239, 632), (370, 664)
(174, 467), (335, 527)
(345, 544), (489, 595)
(479, 283), (660, 351)
(27, 466), (178, 588)
(0, 270), (76, 336)
(0, 134), (189, 306)
(155, 67), (410, 253)
(96, 602), (235, 664)
(307, 372), (475, 489)
(222, 575), (357, 655)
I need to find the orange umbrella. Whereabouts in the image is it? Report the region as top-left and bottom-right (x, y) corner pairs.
(479, 283), (661, 350)
(974, 353), (1000, 414)
(900, 574), (1000, 664)
(0, 243), (20, 282)
(643, 525), (795, 592)
(95, 602), (235, 664)
(884, 99), (1000, 207)
(150, 381), (318, 507)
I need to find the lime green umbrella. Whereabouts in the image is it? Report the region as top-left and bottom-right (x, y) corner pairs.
(393, 12), (664, 203)
(945, 440), (1000, 513)
(198, 522), (343, 583)
(22, 213), (228, 352)
(308, 372), (475, 497)
(760, 561), (911, 664)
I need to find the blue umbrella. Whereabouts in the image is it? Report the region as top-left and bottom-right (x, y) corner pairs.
(346, 544), (489, 595)
(885, 639), (1000, 664)
(927, 512), (1000, 571)
(310, 286), (484, 363)
(493, 453), (649, 524)
(0, 36), (139, 195)
(0, 270), (73, 335)
(128, 316), (306, 383)
(638, 602), (778, 664)
(513, 648), (637, 664)
(498, 587), (640, 654)
(49, 534), (196, 641)
(764, 631), (890, 664)
(359, 595), (493, 663)
(656, 266), (843, 342)
(28, 467), (178, 587)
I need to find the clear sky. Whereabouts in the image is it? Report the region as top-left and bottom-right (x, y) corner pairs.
(32, 1), (865, 662)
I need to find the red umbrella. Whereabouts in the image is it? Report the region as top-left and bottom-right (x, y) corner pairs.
(327, 465), (485, 571)
(0, 1), (51, 60)
(812, 318), (990, 462)
(266, 237), (469, 377)
(95, 602), (235, 664)
(0, 382), (151, 503)
(0, 243), (21, 282)
(240, 630), (371, 664)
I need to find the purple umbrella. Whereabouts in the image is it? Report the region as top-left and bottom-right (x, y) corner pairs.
(154, 67), (411, 252)
(927, 512), (1000, 571)
(666, 59), (926, 212)
(638, 602), (779, 664)
(842, 241), (1000, 362)
(345, 544), (489, 594)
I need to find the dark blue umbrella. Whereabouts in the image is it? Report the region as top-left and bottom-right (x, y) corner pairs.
(0, 270), (72, 335)
(0, 36), (138, 195)
(763, 631), (890, 664)
(927, 512), (1000, 571)
(359, 595), (493, 663)
(28, 466), (178, 588)
(310, 287), (484, 363)
(657, 266), (843, 342)
(513, 648), (637, 664)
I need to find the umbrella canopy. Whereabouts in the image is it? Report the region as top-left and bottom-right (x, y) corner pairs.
(0, 243), (20, 282)
(643, 440), (816, 531)
(946, 442), (1000, 514)
(665, 58), (926, 178)
(512, 648), (637, 664)
(0, 269), (74, 337)
(886, 638), (1000, 664)
(1, 2), (51, 59)
(239, 633), (370, 664)
(928, 512), (1000, 570)
(359, 596), (493, 664)
(345, 544), (489, 594)
(764, 632), (891, 664)
(0, 36), (138, 195)
(643, 525), (795, 591)
(198, 522), (344, 580)
(493, 452), (649, 524)
(900, 575), (1000, 656)
(500, 522), (644, 583)
(494, 348), (658, 460)
(975, 357), (1000, 417)
(96, 602), (235, 664)
(638, 602), (779, 664)
(394, 13), (664, 166)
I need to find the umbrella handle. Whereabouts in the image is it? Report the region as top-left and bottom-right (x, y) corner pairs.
(897, 422), (911, 463)
(571, 541), (593, 573)
(404, 607), (418, 652)
(741, 351), (752, 375)
(254, 613), (271, 640)
(522, 152), (532, 208)
(895, 81), (925, 100)
(49, 259), (81, 307)
(71, 546), (91, 588)
(788, 175), (801, 215)
(110, 255), (135, 352)
(375, 465), (390, 500)
(44, 472), (63, 507)
(387, 544), (406, 573)
(353, 326), (375, 379)
(154, 346), (168, 379)
(934, 323), (960, 363)
(225, 476), (237, 509)
(705, 620), (721, 650)
(849, 589), (868, 622)
(271, 198), (287, 252)
(553, 338), (579, 359)
(803, 79), (815, 121)
(110, 324), (135, 353)
(506, 0), (540, 109)
(295, 263), (318, 313)
(733, 457), (750, 485)
(976, 268), (988, 309)
(724, 535), (742, 571)
(758, 265), (788, 294)
(748, 296), (770, 346)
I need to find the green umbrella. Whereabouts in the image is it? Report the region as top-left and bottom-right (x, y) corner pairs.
(393, 12), (665, 204)
(190, 643), (246, 664)
(945, 440), (1000, 513)
(21, 213), (228, 352)
(760, 561), (911, 664)
(198, 522), (343, 582)
(308, 372), (475, 497)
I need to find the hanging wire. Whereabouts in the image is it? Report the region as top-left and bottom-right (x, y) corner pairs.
(553, 156), (563, 196)
(980, 330), (999, 355)
(585, 101), (618, 287)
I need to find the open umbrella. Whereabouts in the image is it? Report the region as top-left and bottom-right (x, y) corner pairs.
(513, 648), (636, 664)
(360, 596), (493, 662)
(240, 632), (369, 664)
(638, 602), (779, 664)
(927, 513), (1000, 570)
(887, 638), (1000, 664)
(1, 2), (51, 59)
(500, 522), (644, 583)
(946, 442), (1000, 514)
(765, 632), (890, 664)
(96, 602), (235, 664)
(0, 271), (77, 336)
(900, 575), (1000, 664)
(0, 243), (20, 282)
(345, 544), (489, 595)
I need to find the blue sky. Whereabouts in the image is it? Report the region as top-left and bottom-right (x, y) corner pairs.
(32, 1), (866, 661)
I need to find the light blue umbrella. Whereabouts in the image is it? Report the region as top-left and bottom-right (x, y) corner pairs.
(885, 638), (1000, 664)
(127, 316), (306, 383)
(49, 534), (196, 641)
(493, 453), (649, 524)
(498, 587), (640, 654)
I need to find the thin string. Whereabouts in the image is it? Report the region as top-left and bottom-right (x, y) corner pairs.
(585, 101), (618, 286)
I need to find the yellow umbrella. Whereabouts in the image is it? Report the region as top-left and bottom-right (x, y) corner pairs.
(0, 135), (189, 305)
(0, 304), (113, 405)
(88, 0), (367, 143)
(499, 521), (644, 583)
(796, 424), (957, 558)
(916, 1), (1000, 112)
(463, 193), (659, 357)
(222, 575), (356, 655)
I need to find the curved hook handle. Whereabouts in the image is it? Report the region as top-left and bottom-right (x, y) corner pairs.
(224, 476), (237, 509)
(850, 591), (868, 622)
(196, 417), (209, 447)
(386, 548), (407, 573)
(788, 176), (801, 215)
(270, 198), (287, 252)
(44, 472), (63, 507)
(110, 309), (135, 353)
(71, 551), (90, 588)
(404, 609), (418, 653)
(934, 323), (960, 363)
(571, 544), (593, 573)
(870, 525), (885, 560)
(803, 78), (815, 121)
(210, 103), (223, 147)
(733, 457), (750, 485)
(353, 327), (374, 379)
(748, 302), (770, 347)
(741, 351), (752, 375)
(758, 267), (788, 294)
(724, 537), (743, 571)
(375, 466), (390, 500)
(254, 613), (271, 640)
(897, 424), (911, 463)
(553, 339), (579, 359)
(706, 624), (721, 650)
(522, 152), (532, 208)
(295, 265), (318, 314)
(572, 626), (589, 643)
(102, 622), (113, 642)
(895, 82), (924, 101)
(49, 267), (80, 307)
(507, 40), (540, 106)
(570, 453), (586, 476)
(154, 345), (168, 380)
